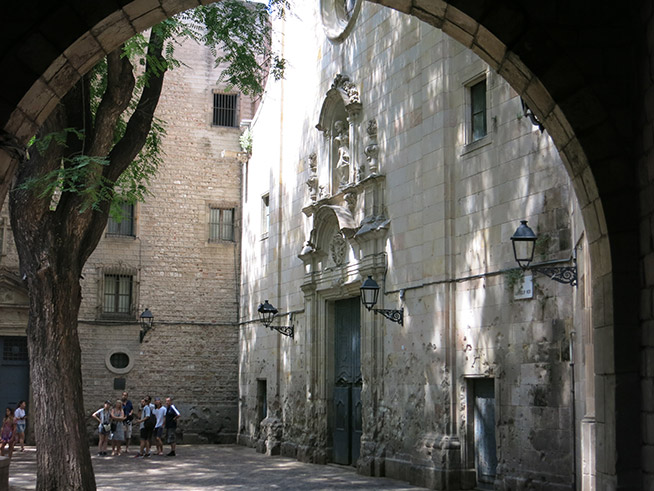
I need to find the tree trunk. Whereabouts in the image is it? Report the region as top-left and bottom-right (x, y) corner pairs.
(22, 247), (96, 490)
(7, 32), (167, 490)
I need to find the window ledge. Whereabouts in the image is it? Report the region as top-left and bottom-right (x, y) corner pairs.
(105, 234), (136, 240)
(461, 135), (492, 156)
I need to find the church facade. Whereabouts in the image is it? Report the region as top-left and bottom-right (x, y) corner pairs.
(237, 2), (592, 490)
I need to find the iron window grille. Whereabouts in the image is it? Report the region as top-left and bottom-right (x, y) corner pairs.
(213, 93), (238, 127)
(209, 207), (235, 242)
(103, 274), (133, 316)
(3, 337), (28, 362)
(107, 203), (135, 237)
(470, 79), (487, 142)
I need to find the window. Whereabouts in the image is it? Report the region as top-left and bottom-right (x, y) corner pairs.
(103, 274), (133, 316)
(2, 337), (28, 362)
(213, 93), (238, 127)
(261, 194), (270, 238)
(107, 203), (134, 237)
(470, 79), (487, 142)
(209, 207), (235, 242)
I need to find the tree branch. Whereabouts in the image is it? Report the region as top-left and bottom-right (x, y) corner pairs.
(105, 29), (167, 182)
(87, 47), (135, 157)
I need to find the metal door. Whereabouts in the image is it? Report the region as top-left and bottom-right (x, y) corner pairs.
(332, 297), (361, 465)
(0, 336), (29, 414)
(473, 378), (497, 484)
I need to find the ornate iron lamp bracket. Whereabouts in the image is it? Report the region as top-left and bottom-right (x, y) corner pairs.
(373, 308), (404, 326)
(270, 324), (294, 338)
(532, 265), (577, 286)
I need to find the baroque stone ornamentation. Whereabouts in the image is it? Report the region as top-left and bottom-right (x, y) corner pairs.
(306, 152), (318, 202)
(331, 74), (360, 106)
(329, 232), (347, 266)
(364, 119), (379, 175)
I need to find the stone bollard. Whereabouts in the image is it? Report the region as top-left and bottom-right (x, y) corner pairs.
(0, 455), (9, 491)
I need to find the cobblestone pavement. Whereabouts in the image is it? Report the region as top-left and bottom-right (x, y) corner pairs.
(8, 445), (428, 490)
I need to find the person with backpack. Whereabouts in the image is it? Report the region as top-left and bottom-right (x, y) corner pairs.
(134, 396), (155, 458)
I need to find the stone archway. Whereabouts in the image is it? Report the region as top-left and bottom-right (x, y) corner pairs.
(0, 0), (644, 487)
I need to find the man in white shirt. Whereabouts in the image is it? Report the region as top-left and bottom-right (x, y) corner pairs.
(152, 398), (167, 455)
(14, 401), (26, 452)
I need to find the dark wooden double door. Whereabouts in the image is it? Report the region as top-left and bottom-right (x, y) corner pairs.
(332, 297), (362, 466)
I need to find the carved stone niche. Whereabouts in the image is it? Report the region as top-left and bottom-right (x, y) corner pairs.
(315, 74), (362, 196)
(298, 205), (357, 272)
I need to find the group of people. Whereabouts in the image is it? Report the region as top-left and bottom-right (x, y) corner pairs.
(92, 392), (180, 458)
(0, 401), (27, 457)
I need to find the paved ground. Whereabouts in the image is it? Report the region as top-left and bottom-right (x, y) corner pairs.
(7, 445), (427, 490)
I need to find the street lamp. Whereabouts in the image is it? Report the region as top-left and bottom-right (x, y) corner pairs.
(360, 276), (403, 325)
(510, 220), (577, 286)
(257, 300), (294, 338)
(510, 220), (537, 269)
(139, 308), (154, 343)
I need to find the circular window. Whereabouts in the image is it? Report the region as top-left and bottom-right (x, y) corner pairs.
(320, 0), (362, 43)
(110, 352), (129, 369)
(105, 348), (134, 375)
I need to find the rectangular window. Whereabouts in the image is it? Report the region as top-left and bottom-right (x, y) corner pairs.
(257, 379), (267, 424)
(107, 203), (134, 237)
(470, 79), (487, 142)
(212, 93), (238, 127)
(2, 336), (28, 362)
(103, 274), (133, 315)
(0, 218), (5, 256)
(209, 207), (235, 242)
(261, 194), (270, 238)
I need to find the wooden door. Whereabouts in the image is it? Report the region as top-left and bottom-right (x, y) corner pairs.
(332, 297), (361, 465)
(473, 378), (498, 484)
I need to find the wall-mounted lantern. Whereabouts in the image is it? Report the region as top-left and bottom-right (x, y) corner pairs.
(360, 276), (404, 325)
(257, 300), (294, 338)
(139, 308), (154, 343)
(510, 220), (577, 286)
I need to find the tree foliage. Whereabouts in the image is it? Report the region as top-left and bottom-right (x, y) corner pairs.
(9, 2), (286, 489)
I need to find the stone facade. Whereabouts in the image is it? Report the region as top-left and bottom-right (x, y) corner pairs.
(0, 35), (253, 444)
(238, 2), (589, 490)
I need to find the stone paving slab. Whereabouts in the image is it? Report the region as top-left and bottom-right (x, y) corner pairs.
(8, 445), (428, 490)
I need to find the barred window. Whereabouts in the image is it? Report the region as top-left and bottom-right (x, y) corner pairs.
(470, 79), (487, 142)
(209, 207), (235, 242)
(3, 337), (28, 362)
(213, 93), (238, 127)
(103, 274), (133, 315)
(107, 203), (134, 237)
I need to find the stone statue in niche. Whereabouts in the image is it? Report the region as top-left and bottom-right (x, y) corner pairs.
(334, 120), (350, 188)
(364, 119), (379, 175)
(306, 152), (318, 202)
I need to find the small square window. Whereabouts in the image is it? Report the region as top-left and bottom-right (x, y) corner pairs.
(213, 93), (238, 127)
(107, 203), (135, 237)
(470, 79), (487, 142)
(209, 207), (235, 242)
(103, 274), (133, 316)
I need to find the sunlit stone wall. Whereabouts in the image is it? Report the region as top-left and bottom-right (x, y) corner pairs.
(239, 2), (587, 490)
(0, 34), (253, 444)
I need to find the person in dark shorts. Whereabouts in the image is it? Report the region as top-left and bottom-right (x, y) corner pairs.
(134, 396), (154, 458)
(164, 397), (181, 456)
